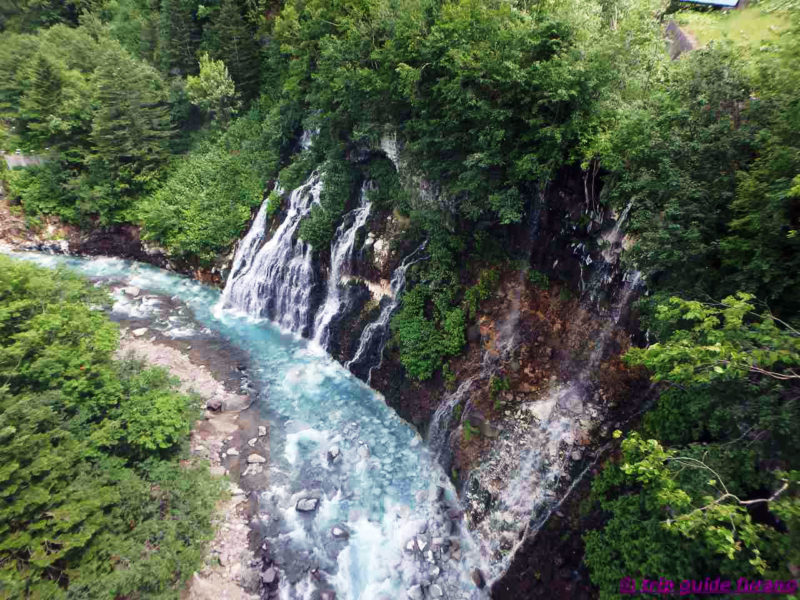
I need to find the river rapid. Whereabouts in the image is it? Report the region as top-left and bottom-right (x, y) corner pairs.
(3, 250), (488, 600)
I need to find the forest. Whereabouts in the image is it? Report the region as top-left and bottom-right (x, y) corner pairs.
(0, 0), (798, 597)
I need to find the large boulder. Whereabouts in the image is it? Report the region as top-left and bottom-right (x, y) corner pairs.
(296, 498), (319, 513)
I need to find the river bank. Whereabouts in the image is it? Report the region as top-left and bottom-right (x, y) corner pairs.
(111, 287), (268, 599)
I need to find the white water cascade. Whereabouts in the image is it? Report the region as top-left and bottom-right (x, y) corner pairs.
(466, 271), (642, 583)
(312, 184), (372, 349)
(221, 172), (323, 335)
(345, 241), (428, 382)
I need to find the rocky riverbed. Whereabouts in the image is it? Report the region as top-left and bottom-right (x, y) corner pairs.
(109, 288), (265, 599)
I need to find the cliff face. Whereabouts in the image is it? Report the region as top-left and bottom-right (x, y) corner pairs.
(317, 163), (651, 592)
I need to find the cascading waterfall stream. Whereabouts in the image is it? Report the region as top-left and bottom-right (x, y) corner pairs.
(312, 184), (372, 349)
(221, 172), (323, 336)
(345, 241), (428, 383)
(429, 194), (542, 465)
(466, 271), (642, 584)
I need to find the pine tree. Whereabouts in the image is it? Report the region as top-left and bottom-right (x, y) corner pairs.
(90, 45), (172, 191)
(206, 0), (260, 101)
(158, 0), (199, 76)
(19, 53), (63, 146)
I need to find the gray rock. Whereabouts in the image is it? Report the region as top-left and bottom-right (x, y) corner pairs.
(416, 536), (428, 552)
(122, 286), (140, 297)
(296, 498), (319, 513)
(446, 507), (463, 520)
(429, 584), (444, 598)
(407, 585), (424, 600)
(500, 532), (516, 550)
(472, 568), (486, 588)
(320, 592), (336, 600)
(206, 397), (223, 411)
(261, 566), (277, 585)
(132, 327), (148, 337)
(246, 453), (266, 464)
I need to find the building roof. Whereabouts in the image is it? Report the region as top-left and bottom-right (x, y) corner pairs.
(679, 0), (740, 7)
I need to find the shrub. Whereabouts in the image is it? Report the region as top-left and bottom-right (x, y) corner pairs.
(528, 269), (550, 290)
(464, 269), (501, 319)
(298, 158), (357, 250)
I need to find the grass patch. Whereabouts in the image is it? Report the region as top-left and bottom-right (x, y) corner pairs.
(674, 6), (791, 49)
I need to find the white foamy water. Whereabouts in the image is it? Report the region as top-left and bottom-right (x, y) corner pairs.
(312, 184), (371, 349)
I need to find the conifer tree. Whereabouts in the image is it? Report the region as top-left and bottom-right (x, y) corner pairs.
(90, 45), (172, 191)
(206, 0), (259, 101)
(19, 53), (63, 146)
(158, 0), (199, 76)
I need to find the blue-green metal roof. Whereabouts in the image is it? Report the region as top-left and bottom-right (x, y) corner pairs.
(680, 0), (740, 6)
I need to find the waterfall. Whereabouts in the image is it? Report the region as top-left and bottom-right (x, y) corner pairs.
(465, 271), (642, 584)
(600, 199), (634, 263)
(428, 371), (483, 462)
(427, 297), (520, 466)
(429, 194), (544, 465)
(345, 241), (427, 382)
(312, 184), (372, 349)
(225, 185), (279, 283)
(220, 172), (323, 335)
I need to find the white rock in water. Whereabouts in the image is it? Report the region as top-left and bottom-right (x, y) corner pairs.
(132, 327), (148, 337)
(258, 426), (267, 437)
(122, 286), (140, 297)
(405, 539), (416, 552)
(429, 584), (443, 598)
(416, 536), (427, 552)
(226, 448), (239, 456)
(358, 443), (369, 458)
(327, 445), (341, 462)
(246, 453), (266, 464)
(296, 498), (319, 512)
(406, 585), (423, 600)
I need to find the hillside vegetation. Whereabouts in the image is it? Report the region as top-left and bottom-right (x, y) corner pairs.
(0, 257), (223, 597)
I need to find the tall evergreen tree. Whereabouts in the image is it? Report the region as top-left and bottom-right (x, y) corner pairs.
(90, 45), (172, 192)
(205, 0), (259, 101)
(158, 0), (199, 76)
(19, 53), (63, 146)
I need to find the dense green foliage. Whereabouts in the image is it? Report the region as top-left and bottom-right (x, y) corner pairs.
(603, 27), (800, 317)
(585, 293), (799, 598)
(0, 256), (223, 598)
(582, 14), (800, 595)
